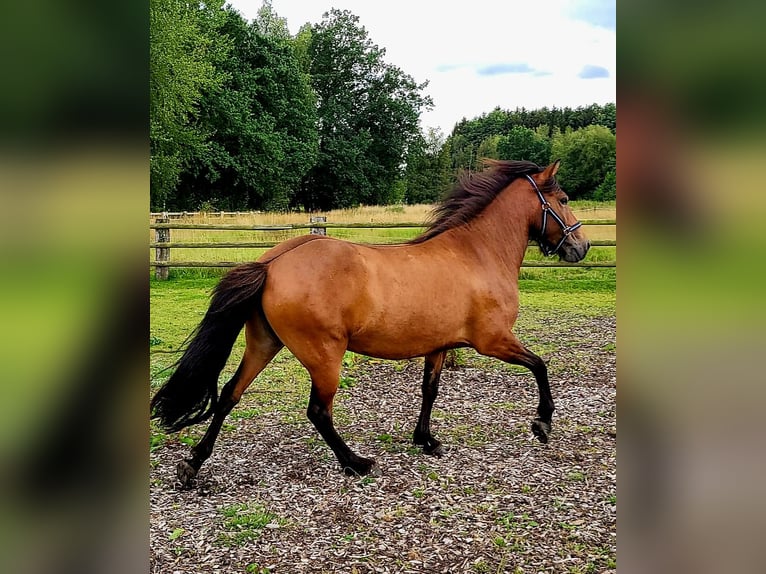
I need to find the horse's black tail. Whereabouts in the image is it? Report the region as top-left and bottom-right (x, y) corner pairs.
(150, 262), (268, 433)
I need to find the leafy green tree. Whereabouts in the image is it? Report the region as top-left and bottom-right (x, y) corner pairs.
(551, 125), (616, 199)
(593, 102), (616, 133)
(593, 155), (617, 200)
(150, 0), (226, 209)
(476, 135), (501, 164)
(497, 126), (551, 165)
(404, 127), (452, 204)
(292, 23), (313, 75)
(448, 132), (477, 174)
(593, 169), (616, 201)
(446, 103), (616, 154)
(253, 0), (290, 39)
(439, 104), (617, 201)
(176, 6), (318, 211)
(299, 9), (432, 210)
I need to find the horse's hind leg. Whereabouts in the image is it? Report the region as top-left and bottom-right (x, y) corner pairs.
(413, 351), (447, 456)
(302, 350), (380, 477)
(177, 319), (282, 488)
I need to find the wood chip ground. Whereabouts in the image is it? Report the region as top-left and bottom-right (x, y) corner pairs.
(151, 315), (615, 573)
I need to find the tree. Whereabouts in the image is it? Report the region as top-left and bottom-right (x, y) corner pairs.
(476, 135), (501, 164)
(551, 125), (616, 199)
(176, 6), (318, 211)
(497, 126), (551, 166)
(404, 127), (452, 204)
(593, 169), (616, 201)
(253, 0), (290, 39)
(299, 9), (432, 210)
(149, 0), (226, 209)
(593, 155), (617, 201)
(445, 103), (617, 150)
(448, 133), (477, 174)
(292, 23), (313, 75)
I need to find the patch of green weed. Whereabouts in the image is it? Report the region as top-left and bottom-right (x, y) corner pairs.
(168, 527), (185, 541)
(339, 375), (356, 389)
(150, 431), (167, 452)
(218, 502), (285, 546)
(376, 433), (393, 444)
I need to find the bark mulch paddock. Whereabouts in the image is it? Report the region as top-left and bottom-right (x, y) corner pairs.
(150, 316), (615, 574)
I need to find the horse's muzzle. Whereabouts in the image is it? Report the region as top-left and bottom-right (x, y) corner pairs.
(560, 239), (590, 262)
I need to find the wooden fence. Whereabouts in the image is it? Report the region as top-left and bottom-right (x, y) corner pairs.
(150, 211), (266, 219)
(150, 215), (616, 280)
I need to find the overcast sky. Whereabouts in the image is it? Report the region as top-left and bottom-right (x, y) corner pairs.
(225, 0), (616, 135)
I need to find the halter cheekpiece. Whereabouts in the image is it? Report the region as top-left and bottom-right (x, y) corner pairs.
(524, 174), (582, 257)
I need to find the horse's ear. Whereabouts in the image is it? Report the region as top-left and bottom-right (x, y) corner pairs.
(542, 159), (561, 179)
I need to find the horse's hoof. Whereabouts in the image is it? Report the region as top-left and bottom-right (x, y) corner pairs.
(343, 456), (380, 477)
(531, 419), (551, 444)
(423, 440), (446, 457)
(176, 459), (198, 489)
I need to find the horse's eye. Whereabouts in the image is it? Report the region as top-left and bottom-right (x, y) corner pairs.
(560, 197), (569, 205)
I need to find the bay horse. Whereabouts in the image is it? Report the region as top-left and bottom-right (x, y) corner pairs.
(151, 159), (590, 486)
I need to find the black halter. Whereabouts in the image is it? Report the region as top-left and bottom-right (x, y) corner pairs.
(524, 174), (582, 257)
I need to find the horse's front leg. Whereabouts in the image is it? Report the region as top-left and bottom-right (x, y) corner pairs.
(477, 335), (554, 443)
(413, 350), (447, 456)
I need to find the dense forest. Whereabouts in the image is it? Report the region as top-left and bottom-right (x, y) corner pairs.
(150, 0), (616, 211)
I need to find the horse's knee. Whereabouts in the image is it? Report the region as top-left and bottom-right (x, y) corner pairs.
(529, 357), (547, 379)
(306, 402), (320, 422)
(307, 400), (331, 426)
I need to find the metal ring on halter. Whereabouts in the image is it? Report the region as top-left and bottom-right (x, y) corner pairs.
(524, 174), (582, 257)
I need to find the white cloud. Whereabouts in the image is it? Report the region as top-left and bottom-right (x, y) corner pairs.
(225, 0), (615, 133)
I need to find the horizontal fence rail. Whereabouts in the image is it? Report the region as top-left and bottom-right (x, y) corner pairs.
(150, 211), (265, 218)
(150, 215), (616, 279)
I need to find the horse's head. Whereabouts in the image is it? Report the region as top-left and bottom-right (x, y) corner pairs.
(525, 160), (590, 262)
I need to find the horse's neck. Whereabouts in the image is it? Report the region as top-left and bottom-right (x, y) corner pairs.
(445, 198), (531, 272)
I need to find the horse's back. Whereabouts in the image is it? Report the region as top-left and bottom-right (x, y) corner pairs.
(257, 234), (332, 264)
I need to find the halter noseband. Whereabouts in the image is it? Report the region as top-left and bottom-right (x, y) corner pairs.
(524, 174), (582, 257)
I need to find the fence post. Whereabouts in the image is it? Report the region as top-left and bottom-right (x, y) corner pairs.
(155, 214), (170, 280)
(310, 215), (327, 235)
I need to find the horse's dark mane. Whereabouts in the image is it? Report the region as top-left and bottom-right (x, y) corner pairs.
(409, 159), (556, 244)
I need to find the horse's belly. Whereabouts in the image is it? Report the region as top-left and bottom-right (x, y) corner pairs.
(347, 314), (468, 360)
(347, 337), (449, 360)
